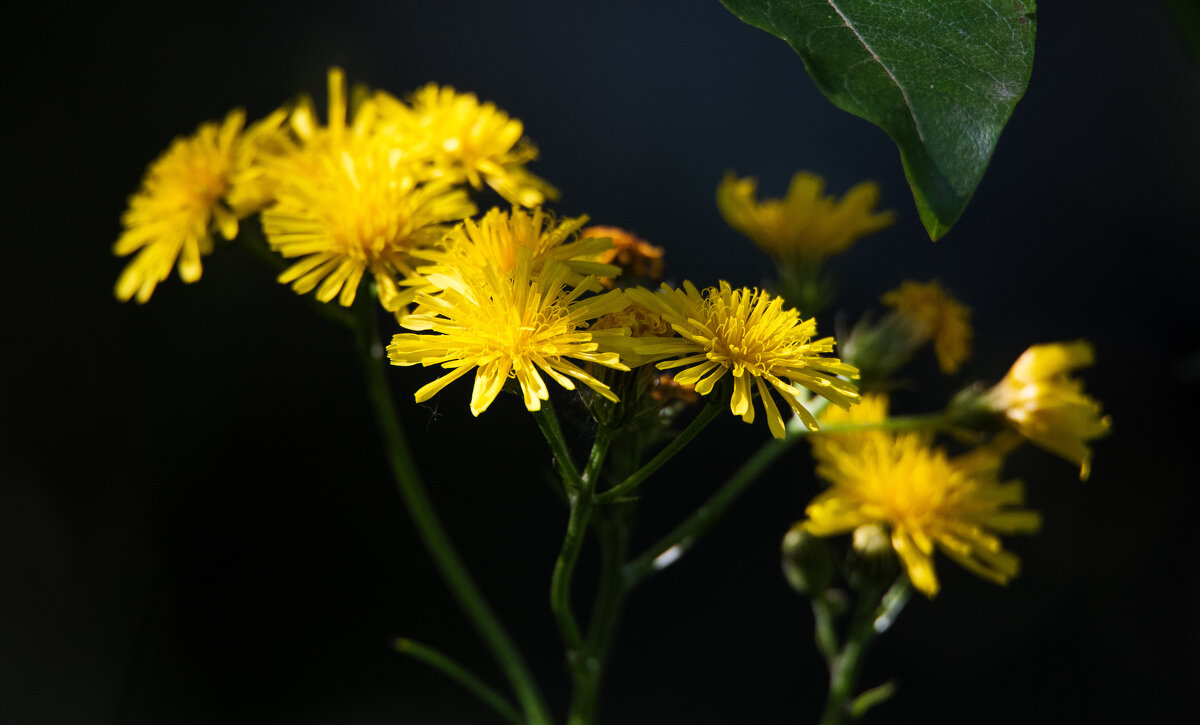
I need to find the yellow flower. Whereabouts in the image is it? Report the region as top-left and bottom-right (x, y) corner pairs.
(983, 341), (1111, 480)
(387, 255), (630, 416)
(716, 171), (894, 262)
(260, 69), (476, 310)
(626, 282), (860, 438)
(415, 207), (619, 292)
(803, 394), (1041, 598)
(113, 107), (284, 303)
(881, 280), (972, 374)
(379, 83), (557, 207)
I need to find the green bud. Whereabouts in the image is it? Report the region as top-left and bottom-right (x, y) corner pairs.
(781, 523), (835, 595)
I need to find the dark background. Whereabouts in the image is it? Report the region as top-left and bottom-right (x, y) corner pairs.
(7, 1), (1199, 723)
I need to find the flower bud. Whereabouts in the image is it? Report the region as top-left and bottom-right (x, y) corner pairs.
(846, 523), (899, 592)
(782, 523), (835, 595)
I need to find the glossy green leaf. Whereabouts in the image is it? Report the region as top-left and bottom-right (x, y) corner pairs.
(721, 0), (1037, 239)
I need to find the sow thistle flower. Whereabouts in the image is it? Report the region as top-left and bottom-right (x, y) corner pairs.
(387, 254), (630, 416)
(260, 69), (476, 310)
(983, 341), (1111, 480)
(580, 226), (665, 287)
(114, 107), (285, 303)
(379, 83), (557, 207)
(803, 395), (1042, 598)
(626, 282), (860, 438)
(414, 207), (619, 292)
(882, 280), (972, 374)
(717, 171), (894, 262)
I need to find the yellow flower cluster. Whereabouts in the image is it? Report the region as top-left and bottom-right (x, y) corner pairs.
(114, 68), (555, 306)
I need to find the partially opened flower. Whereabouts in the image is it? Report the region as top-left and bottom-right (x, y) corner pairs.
(717, 171), (894, 262)
(881, 280), (972, 374)
(379, 83), (557, 207)
(626, 281), (860, 438)
(803, 395), (1042, 598)
(260, 68), (475, 310)
(983, 341), (1111, 480)
(113, 107), (285, 302)
(387, 254), (630, 416)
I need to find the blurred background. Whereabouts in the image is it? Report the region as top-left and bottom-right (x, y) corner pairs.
(6, 0), (1199, 723)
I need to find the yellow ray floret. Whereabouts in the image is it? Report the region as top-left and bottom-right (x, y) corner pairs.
(881, 280), (972, 374)
(984, 341), (1111, 480)
(387, 256), (631, 416)
(626, 281), (860, 438)
(377, 83), (557, 207)
(260, 69), (476, 310)
(717, 171), (894, 262)
(803, 397), (1041, 597)
(414, 207), (619, 292)
(113, 107), (285, 302)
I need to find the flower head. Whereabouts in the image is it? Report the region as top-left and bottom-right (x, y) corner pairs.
(626, 282), (860, 438)
(717, 171), (894, 262)
(415, 207), (619, 293)
(387, 254), (630, 416)
(380, 83), (557, 206)
(114, 107), (283, 302)
(803, 395), (1041, 598)
(983, 341), (1111, 480)
(881, 280), (972, 374)
(260, 69), (476, 310)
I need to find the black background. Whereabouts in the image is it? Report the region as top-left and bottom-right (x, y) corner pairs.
(7, 1), (1200, 723)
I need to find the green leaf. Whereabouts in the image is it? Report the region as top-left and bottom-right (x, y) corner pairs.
(720, 0), (1037, 239)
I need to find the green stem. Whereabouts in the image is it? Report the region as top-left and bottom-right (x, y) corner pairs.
(622, 420), (807, 586)
(353, 292), (551, 725)
(550, 424), (612, 656)
(817, 576), (912, 725)
(394, 638), (525, 725)
(532, 406), (584, 494)
(817, 413), (946, 434)
(567, 506), (631, 725)
(596, 399), (723, 503)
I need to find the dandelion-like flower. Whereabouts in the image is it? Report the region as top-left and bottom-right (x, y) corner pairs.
(882, 280), (972, 374)
(261, 69), (476, 310)
(716, 171), (894, 262)
(580, 226), (665, 287)
(387, 255), (630, 416)
(415, 207), (618, 292)
(983, 341), (1111, 480)
(803, 395), (1041, 597)
(114, 107), (284, 302)
(626, 282), (860, 438)
(380, 83), (557, 207)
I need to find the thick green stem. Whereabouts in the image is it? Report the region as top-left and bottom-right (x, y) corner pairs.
(353, 293), (551, 725)
(596, 399), (723, 503)
(566, 505), (631, 725)
(394, 638), (525, 725)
